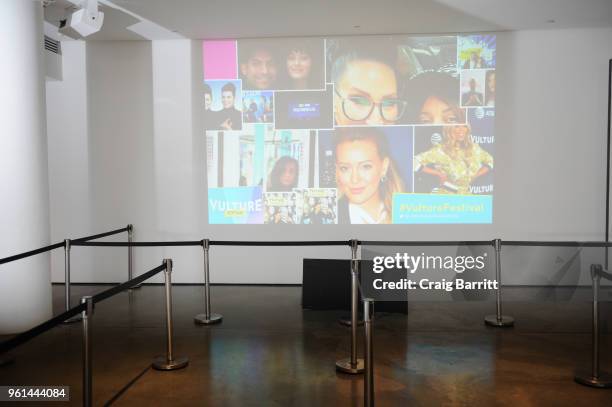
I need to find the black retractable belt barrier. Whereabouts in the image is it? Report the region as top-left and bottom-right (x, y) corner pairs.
(72, 241), (203, 247)
(361, 240), (492, 246)
(0, 226), (135, 329)
(72, 226), (129, 243)
(503, 241), (612, 247)
(0, 262), (166, 356)
(91, 263), (166, 304)
(0, 241), (65, 265)
(0, 226), (133, 266)
(0, 303), (85, 355)
(4, 235), (612, 402)
(0, 261), (171, 407)
(210, 240), (351, 246)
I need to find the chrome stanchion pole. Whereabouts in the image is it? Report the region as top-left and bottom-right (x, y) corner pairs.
(153, 259), (189, 371)
(127, 224), (141, 289)
(339, 239), (363, 327)
(484, 238), (514, 327)
(64, 239), (81, 323)
(81, 296), (93, 407)
(65, 239), (71, 312)
(575, 264), (612, 387)
(336, 239), (364, 374)
(194, 239), (222, 325)
(364, 298), (374, 407)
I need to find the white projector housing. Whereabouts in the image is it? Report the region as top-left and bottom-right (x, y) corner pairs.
(68, 8), (104, 37)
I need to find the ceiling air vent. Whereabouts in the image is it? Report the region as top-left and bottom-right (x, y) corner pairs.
(44, 35), (61, 55)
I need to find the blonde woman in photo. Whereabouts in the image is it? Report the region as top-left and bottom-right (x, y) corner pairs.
(334, 128), (404, 224)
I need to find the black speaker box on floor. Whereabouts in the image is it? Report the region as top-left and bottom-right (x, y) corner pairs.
(302, 258), (408, 314)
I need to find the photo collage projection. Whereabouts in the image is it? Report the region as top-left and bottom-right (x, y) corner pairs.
(204, 35), (495, 225)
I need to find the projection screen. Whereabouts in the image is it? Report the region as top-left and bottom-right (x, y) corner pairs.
(203, 34), (496, 225)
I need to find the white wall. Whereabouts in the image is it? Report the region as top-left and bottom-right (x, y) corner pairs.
(47, 41), (94, 282)
(0, 1), (52, 334)
(149, 39), (202, 282)
(85, 41), (163, 282)
(495, 28), (612, 241)
(45, 28), (612, 284)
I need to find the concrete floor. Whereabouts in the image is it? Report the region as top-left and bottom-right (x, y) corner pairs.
(1, 285), (611, 406)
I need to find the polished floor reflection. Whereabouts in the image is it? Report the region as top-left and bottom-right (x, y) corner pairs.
(1, 285), (611, 406)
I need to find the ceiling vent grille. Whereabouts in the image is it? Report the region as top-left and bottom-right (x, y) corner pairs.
(44, 35), (61, 55)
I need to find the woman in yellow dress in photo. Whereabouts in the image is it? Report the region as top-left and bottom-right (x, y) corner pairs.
(414, 124), (493, 194)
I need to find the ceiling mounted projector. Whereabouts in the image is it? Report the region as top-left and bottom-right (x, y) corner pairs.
(59, 0), (104, 37)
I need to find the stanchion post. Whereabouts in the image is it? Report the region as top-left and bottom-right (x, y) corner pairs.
(65, 239), (71, 312)
(575, 264), (612, 387)
(336, 239), (364, 374)
(339, 239), (363, 327)
(64, 239), (81, 324)
(81, 296), (93, 407)
(484, 238), (514, 327)
(194, 239), (222, 325)
(364, 298), (374, 407)
(127, 224), (141, 289)
(153, 259), (189, 371)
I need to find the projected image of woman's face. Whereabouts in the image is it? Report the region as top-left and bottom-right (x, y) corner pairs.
(287, 50), (312, 80)
(419, 96), (462, 124)
(267, 156), (300, 192)
(334, 60), (399, 126)
(335, 139), (389, 205)
(280, 161), (298, 188)
(450, 125), (469, 141)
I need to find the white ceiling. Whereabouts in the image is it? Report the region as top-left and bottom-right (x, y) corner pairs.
(45, 0), (612, 40)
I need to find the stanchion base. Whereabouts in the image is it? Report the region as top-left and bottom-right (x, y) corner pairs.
(194, 313), (223, 325)
(63, 314), (83, 324)
(575, 370), (612, 388)
(484, 315), (514, 327)
(338, 316), (364, 327)
(152, 356), (189, 371)
(336, 358), (365, 374)
(0, 356), (15, 367)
